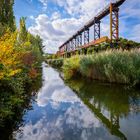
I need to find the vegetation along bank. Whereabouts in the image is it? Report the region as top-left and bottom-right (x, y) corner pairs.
(46, 46), (140, 87)
(0, 0), (43, 128)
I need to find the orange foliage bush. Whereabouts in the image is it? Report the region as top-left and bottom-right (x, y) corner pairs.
(21, 52), (35, 67)
(28, 68), (38, 79)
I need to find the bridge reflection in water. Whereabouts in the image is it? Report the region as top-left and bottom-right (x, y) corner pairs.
(67, 78), (140, 140)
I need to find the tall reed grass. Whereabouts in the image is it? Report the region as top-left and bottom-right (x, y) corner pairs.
(63, 55), (80, 79)
(63, 49), (140, 86)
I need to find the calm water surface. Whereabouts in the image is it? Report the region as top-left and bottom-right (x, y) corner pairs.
(13, 62), (140, 140)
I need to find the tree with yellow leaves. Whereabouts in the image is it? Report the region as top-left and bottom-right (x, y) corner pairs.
(0, 29), (21, 80)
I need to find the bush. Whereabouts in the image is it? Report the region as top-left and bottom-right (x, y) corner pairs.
(63, 56), (80, 79)
(0, 20), (43, 125)
(47, 58), (63, 68)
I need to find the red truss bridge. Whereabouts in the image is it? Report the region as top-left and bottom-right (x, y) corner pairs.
(58, 0), (126, 57)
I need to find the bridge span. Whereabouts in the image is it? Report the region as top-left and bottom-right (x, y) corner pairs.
(58, 0), (126, 57)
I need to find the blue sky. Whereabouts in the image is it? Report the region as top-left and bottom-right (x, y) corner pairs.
(14, 0), (140, 53)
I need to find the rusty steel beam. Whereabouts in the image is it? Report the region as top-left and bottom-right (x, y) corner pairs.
(94, 20), (101, 40)
(110, 3), (119, 42)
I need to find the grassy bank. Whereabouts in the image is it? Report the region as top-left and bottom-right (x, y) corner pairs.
(46, 58), (64, 68)
(62, 49), (140, 86)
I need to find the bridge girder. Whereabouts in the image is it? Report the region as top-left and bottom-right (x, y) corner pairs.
(110, 3), (119, 42)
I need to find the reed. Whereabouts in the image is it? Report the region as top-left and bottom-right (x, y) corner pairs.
(63, 55), (81, 79)
(63, 49), (140, 86)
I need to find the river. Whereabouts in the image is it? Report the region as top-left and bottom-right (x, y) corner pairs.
(12, 62), (140, 140)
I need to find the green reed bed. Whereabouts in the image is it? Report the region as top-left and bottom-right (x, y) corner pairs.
(63, 49), (140, 86)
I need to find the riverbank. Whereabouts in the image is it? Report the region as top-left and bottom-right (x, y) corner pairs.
(0, 70), (42, 140)
(0, 17), (43, 129)
(46, 48), (140, 87)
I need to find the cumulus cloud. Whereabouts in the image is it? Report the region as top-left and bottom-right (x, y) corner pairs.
(28, 14), (84, 53)
(51, 11), (61, 20)
(28, 0), (113, 53)
(28, 0), (140, 53)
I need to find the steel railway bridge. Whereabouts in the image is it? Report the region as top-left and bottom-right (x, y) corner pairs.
(58, 0), (126, 57)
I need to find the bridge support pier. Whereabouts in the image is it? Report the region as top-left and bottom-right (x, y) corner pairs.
(72, 39), (75, 51)
(94, 20), (101, 41)
(110, 3), (119, 43)
(69, 41), (72, 52)
(78, 33), (82, 47)
(84, 28), (89, 45)
(74, 38), (77, 49)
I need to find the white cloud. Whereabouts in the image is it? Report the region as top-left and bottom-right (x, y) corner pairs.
(51, 12), (61, 20)
(129, 24), (140, 42)
(29, 0), (140, 53)
(28, 14), (84, 53)
(29, 15), (35, 20)
(54, 0), (108, 17)
(28, 0), (113, 53)
(39, 0), (47, 6)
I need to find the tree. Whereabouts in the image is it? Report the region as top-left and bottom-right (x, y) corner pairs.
(18, 17), (28, 44)
(0, 0), (16, 31)
(0, 30), (21, 80)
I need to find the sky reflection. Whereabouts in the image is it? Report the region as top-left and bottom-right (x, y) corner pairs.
(13, 63), (118, 140)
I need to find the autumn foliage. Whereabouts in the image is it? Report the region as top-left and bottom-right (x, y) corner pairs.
(0, 0), (43, 125)
(0, 30), (21, 79)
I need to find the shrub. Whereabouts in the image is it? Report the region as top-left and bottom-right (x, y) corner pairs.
(87, 47), (94, 54)
(63, 56), (80, 79)
(47, 58), (63, 68)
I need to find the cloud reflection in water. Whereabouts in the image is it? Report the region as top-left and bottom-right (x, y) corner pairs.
(13, 64), (118, 140)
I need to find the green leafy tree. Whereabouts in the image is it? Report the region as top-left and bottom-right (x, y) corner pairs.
(0, 0), (16, 31)
(18, 17), (28, 44)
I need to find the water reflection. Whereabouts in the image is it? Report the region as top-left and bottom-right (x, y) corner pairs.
(67, 78), (140, 140)
(13, 63), (140, 140)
